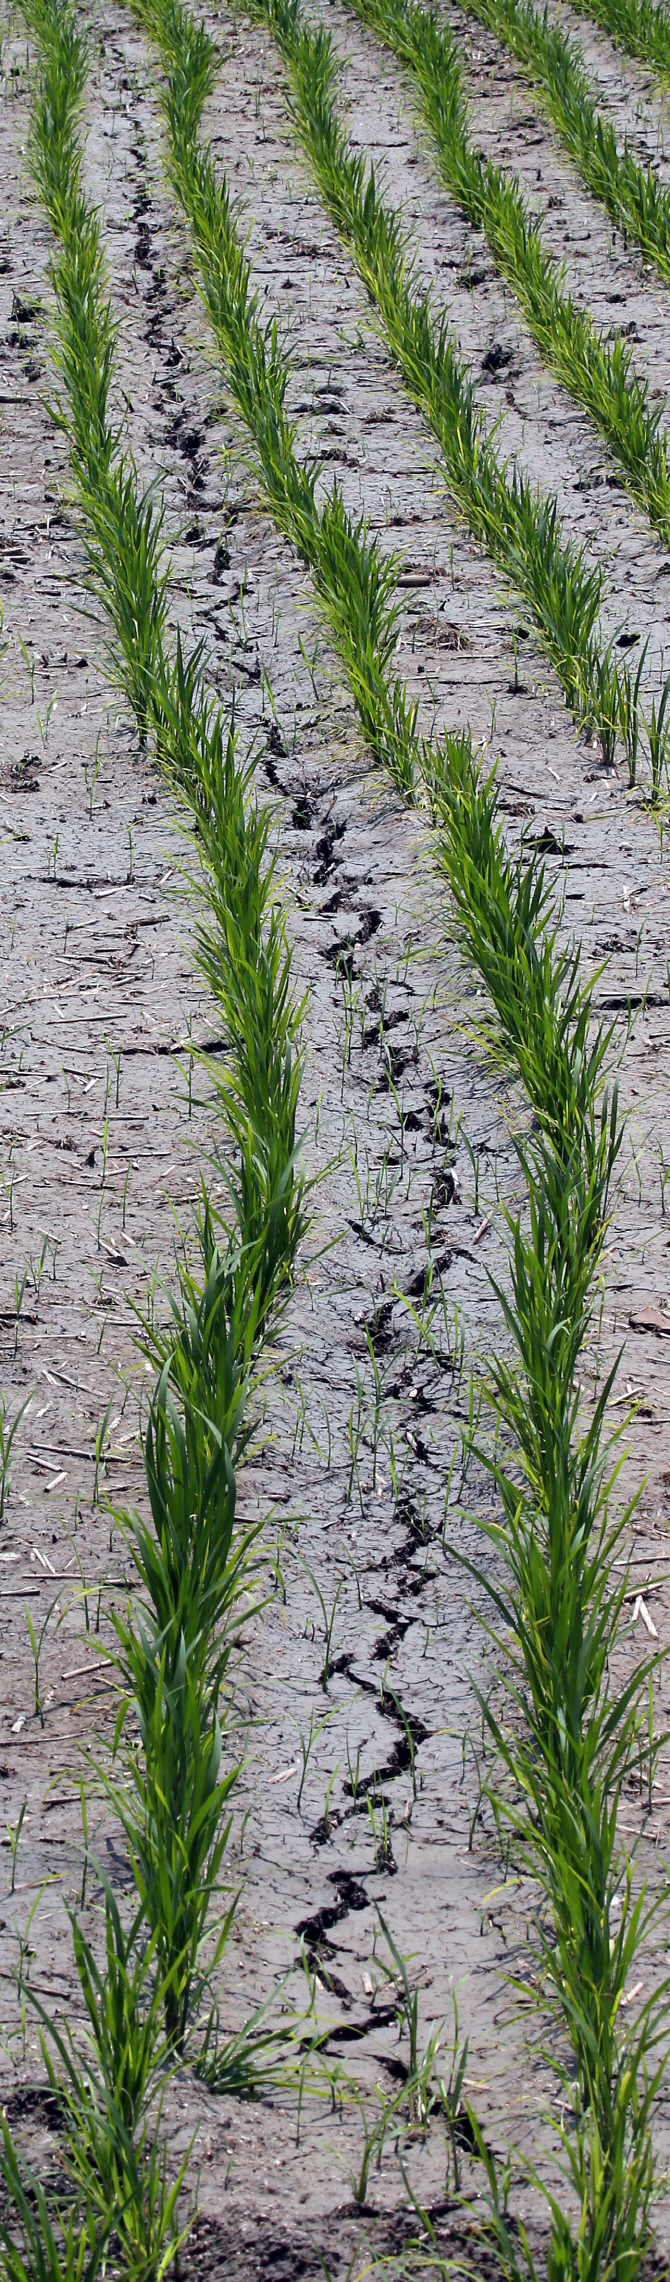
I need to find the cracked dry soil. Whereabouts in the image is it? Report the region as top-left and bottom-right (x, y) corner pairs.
(2, 0), (670, 2272)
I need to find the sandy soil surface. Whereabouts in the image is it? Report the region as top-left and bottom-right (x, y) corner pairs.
(1, 0), (670, 2271)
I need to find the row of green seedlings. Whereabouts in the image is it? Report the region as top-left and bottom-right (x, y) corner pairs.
(135, 1), (670, 2260)
(567, 0), (670, 87)
(462, 0), (670, 288)
(4, 1238), (283, 2282)
(346, 0), (670, 553)
(226, 0), (670, 794)
(0, 4), (309, 2277)
(429, 730), (667, 2280)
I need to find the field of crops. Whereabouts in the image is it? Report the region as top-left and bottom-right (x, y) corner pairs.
(2, 0), (670, 2272)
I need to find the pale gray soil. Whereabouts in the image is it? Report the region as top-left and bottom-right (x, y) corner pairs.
(0, 1), (670, 2273)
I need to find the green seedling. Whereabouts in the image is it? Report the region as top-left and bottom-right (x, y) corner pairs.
(322, 1760), (340, 1835)
(387, 1426), (409, 1505)
(618, 637), (648, 788)
(24, 1591), (62, 1727)
(5, 1799), (27, 1894)
(108, 1631), (241, 2053)
(0, 2115), (109, 2282)
(345, 1729), (363, 1805)
(78, 1777), (88, 1909)
(296, 1701), (340, 1813)
(16, 633), (36, 703)
(643, 665), (670, 805)
(363, 1327), (387, 1486)
(197, 1978), (320, 2095)
(183, 1014), (195, 1120)
(434, 1996), (470, 2190)
(393, 1270), (464, 1379)
(103, 1035), (122, 1108)
(583, 636), (621, 767)
(13, 1886), (46, 2047)
(658, 1140), (670, 1215)
(345, 1367), (366, 1507)
(103, 1363), (263, 2048)
(387, 1692), (419, 1800)
(338, 2072), (409, 2208)
(461, 1727), (487, 1851)
(30, 1877), (192, 2278)
(291, 1374), (331, 1466)
(296, 1553), (344, 1688)
(0, 1390), (31, 1518)
(367, 1791), (395, 1872)
(375, 1909), (424, 2079)
(290, 1373), (308, 1462)
(344, 1541), (362, 1611)
(84, 731), (103, 816)
(0, 1165), (16, 1233)
(460, 1128), (483, 1215)
(93, 1396), (114, 1506)
(337, 954), (362, 1089)
(645, 1674), (656, 1814)
(43, 1234), (60, 1281)
(36, 692), (57, 748)
(27, 1237), (48, 1302)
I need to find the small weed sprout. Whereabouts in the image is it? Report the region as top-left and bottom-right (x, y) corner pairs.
(0, 1391), (30, 1518)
